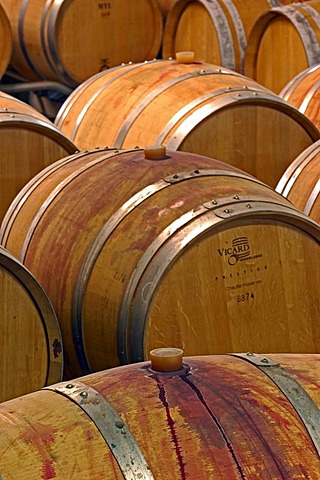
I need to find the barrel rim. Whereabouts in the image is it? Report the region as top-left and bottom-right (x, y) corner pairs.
(0, 246), (64, 387)
(162, 0), (236, 70)
(244, 5), (320, 82)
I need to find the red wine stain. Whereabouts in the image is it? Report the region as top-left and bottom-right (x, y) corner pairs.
(156, 376), (187, 479)
(181, 375), (246, 479)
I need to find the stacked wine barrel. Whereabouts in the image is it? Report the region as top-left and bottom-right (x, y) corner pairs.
(1, 145), (319, 381)
(54, 57), (319, 188)
(280, 63), (320, 132)
(0, 91), (77, 223)
(0, 0), (163, 87)
(0, 90), (75, 403)
(0, 3), (12, 80)
(161, 0), (279, 73)
(0, 351), (319, 478)
(0, 246), (63, 403)
(276, 140), (320, 223)
(244, 0), (320, 94)
(0, 1), (319, 478)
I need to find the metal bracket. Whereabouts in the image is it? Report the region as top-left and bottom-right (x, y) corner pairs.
(212, 200), (299, 218)
(44, 381), (155, 479)
(232, 352), (279, 367)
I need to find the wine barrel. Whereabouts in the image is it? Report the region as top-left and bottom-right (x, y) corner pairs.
(0, 3), (12, 79)
(0, 351), (319, 478)
(0, 246), (63, 403)
(1, 147), (319, 379)
(280, 63), (320, 131)
(244, 1), (320, 94)
(276, 140), (320, 223)
(0, 0), (163, 87)
(0, 91), (77, 223)
(54, 57), (320, 188)
(279, 0), (312, 3)
(0, 89), (55, 120)
(156, 0), (179, 21)
(161, 0), (279, 73)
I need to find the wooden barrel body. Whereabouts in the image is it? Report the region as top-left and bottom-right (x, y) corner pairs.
(280, 63), (320, 130)
(161, 0), (279, 72)
(276, 140), (320, 223)
(0, 91), (77, 223)
(0, 90), (54, 120)
(0, 246), (63, 403)
(0, 353), (319, 478)
(55, 58), (319, 188)
(1, 147), (320, 379)
(0, 3), (12, 79)
(1, 0), (163, 87)
(244, 1), (320, 94)
(156, 0), (180, 20)
(279, 0), (312, 3)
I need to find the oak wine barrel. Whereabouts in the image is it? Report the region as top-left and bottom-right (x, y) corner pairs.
(279, 0), (312, 3)
(0, 3), (12, 79)
(54, 57), (320, 188)
(0, 352), (319, 478)
(156, 0), (310, 23)
(276, 140), (320, 223)
(244, 1), (320, 94)
(161, 0), (279, 73)
(0, 89), (55, 120)
(0, 246), (63, 403)
(0, 0), (163, 87)
(156, 0), (179, 21)
(0, 90), (77, 223)
(280, 63), (320, 131)
(1, 147), (319, 379)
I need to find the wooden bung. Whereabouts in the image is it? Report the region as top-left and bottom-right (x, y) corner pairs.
(149, 347), (184, 371)
(144, 144), (167, 159)
(176, 50), (195, 63)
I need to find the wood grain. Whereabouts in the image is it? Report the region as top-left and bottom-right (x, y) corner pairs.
(0, 91), (77, 224)
(1, 148), (319, 379)
(0, 3), (12, 79)
(280, 63), (320, 131)
(162, 0), (278, 72)
(276, 140), (320, 223)
(0, 246), (63, 403)
(245, 0), (320, 93)
(55, 58), (319, 188)
(1, 0), (163, 86)
(0, 354), (319, 478)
